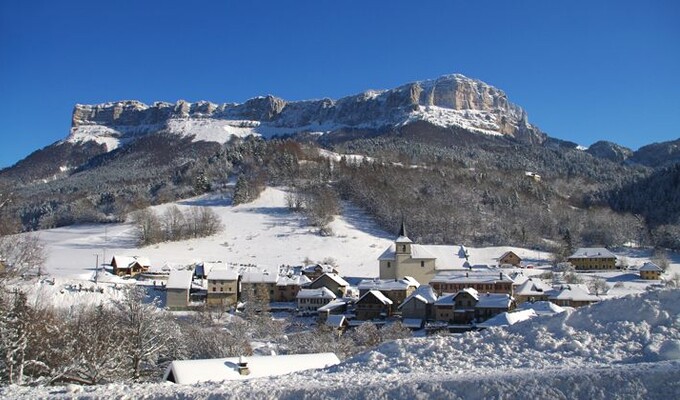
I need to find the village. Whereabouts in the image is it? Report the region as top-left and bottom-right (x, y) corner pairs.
(106, 221), (669, 337)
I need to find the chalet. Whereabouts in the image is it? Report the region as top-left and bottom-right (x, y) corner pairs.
(514, 278), (553, 304)
(433, 294), (457, 324)
(164, 353), (341, 384)
(639, 262), (663, 280)
(568, 248), (617, 270)
(474, 293), (515, 321)
(429, 271), (514, 297)
(111, 255), (151, 277)
(549, 284), (600, 307)
(206, 268), (240, 307)
(308, 273), (350, 297)
(296, 287), (336, 313)
(357, 276), (419, 312)
(165, 270), (194, 310)
(498, 251), (522, 268)
(301, 264), (338, 281)
(398, 285), (438, 321)
(355, 289), (393, 320)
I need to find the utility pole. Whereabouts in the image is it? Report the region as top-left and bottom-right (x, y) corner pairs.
(94, 254), (99, 284)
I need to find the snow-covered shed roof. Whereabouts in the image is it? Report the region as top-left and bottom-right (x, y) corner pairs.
(476, 309), (537, 328)
(325, 315), (347, 328)
(639, 262), (663, 272)
(399, 285), (438, 308)
(569, 248), (617, 259)
(498, 251), (521, 261)
(302, 263), (337, 274)
(518, 301), (566, 316)
(164, 353), (341, 384)
(207, 268), (239, 281)
(402, 318), (424, 329)
(166, 270), (193, 290)
(296, 287), (337, 300)
(358, 289), (393, 305)
(476, 293), (513, 309)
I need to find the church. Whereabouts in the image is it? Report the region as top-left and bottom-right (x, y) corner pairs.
(378, 222), (477, 284)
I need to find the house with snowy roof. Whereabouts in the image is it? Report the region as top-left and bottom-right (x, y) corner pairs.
(166, 269), (194, 310)
(355, 289), (393, 320)
(111, 255), (151, 277)
(240, 267), (279, 300)
(274, 273), (311, 302)
(325, 314), (349, 333)
(433, 293), (457, 324)
(475, 293), (515, 321)
(296, 287), (337, 313)
(497, 251), (522, 267)
(639, 262), (663, 280)
(164, 353), (341, 384)
(301, 263), (338, 281)
(429, 271), (514, 297)
(308, 273), (350, 297)
(207, 267), (240, 307)
(357, 276), (419, 312)
(567, 248), (617, 270)
(317, 298), (350, 320)
(549, 284), (600, 307)
(514, 278), (553, 304)
(398, 285), (438, 321)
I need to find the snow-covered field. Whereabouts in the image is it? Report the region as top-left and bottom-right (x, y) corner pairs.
(4, 288), (680, 399)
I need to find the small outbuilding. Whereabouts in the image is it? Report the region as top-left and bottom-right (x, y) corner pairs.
(639, 262), (663, 280)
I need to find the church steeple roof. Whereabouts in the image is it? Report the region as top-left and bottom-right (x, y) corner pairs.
(396, 220), (412, 243)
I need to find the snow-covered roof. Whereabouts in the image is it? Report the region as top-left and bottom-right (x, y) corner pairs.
(325, 315), (347, 328)
(476, 293), (513, 309)
(359, 289), (393, 305)
(476, 309), (537, 328)
(277, 274), (311, 286)
(164, 353), (341, 384)
(399, 285), (438, 308)
(318, 299), (349, 312)
(434, 293), (456, 306)
(569, 248), (617, 259)
(639, 262), (663, 272)
(515, 278), (553, 296)
(395, 235), (413, 244)
(240, 268), (278, 284)
(112, 255), (151, 268)
(296, 287), (336, 300)
(358, 277), (420, 291)
(430, 271), (513, 284)
(166, 270), (193, 290)
(518, 301), (566, 316)
(207, 268), (239, 281)
(312, 273), (349, 287)
(402, 318), (424, 329)
(550, 285), (600, 302)
(302, 263), (337, 274)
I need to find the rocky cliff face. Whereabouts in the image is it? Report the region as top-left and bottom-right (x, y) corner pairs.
(68, 74), (546, 149)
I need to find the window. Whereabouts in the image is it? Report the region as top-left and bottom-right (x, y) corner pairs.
(212, 287), (216, 292)
(402, 245), (406, 252)
(421, 261), (425, 267)
(387, 262), (391, 268)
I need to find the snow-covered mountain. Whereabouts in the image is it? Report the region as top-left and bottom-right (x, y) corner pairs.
(67, 74), (546, 152)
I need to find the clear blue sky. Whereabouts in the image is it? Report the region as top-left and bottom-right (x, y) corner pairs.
(1, 0), (679, 168)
